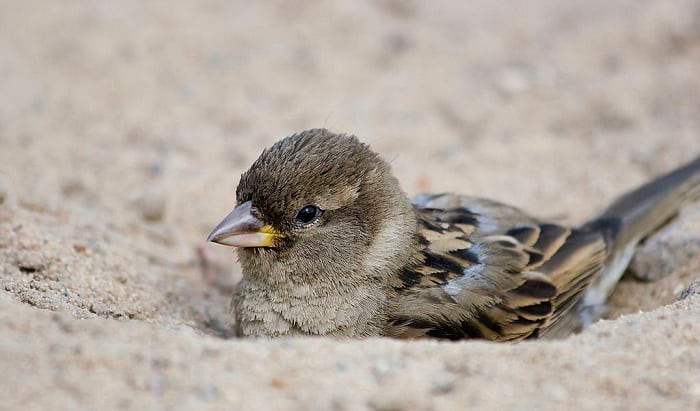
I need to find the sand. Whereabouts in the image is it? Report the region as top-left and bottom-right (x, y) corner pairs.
(1, 1), (699, 410)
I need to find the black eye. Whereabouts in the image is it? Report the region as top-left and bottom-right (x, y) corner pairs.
(295, 204), (321, 224)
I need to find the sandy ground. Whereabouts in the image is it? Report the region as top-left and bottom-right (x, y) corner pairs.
(1, 1), (700, 410)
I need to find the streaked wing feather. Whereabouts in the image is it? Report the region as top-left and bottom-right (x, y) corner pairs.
(386, 197), (607, 341)
(412, 193), (539, 235)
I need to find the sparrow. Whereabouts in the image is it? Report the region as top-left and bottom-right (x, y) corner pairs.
(208, 129), (700, 340)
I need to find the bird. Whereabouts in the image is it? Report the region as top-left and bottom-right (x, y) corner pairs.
(207, 129), (700, 340)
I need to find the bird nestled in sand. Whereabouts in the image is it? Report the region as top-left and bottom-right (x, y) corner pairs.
(207, 129), (700, 340)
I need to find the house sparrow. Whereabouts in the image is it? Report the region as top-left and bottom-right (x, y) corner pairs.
(208, 129), (700, 340)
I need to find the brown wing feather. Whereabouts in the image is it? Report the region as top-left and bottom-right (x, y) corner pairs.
(385, 200), (607, 341)
(534, 229), (607, 337)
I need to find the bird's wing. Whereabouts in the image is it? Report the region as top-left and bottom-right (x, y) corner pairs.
(385, 199), (607, 341)
(411, 193), (540, 235)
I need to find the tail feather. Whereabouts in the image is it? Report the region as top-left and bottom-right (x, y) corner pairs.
(590, 155), (700, 250)
(579, 155), (700, 324)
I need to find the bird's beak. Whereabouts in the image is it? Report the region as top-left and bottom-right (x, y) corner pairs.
(207, 201), (283, 248)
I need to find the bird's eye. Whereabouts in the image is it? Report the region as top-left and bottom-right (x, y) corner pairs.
(295, 204), (322, 224)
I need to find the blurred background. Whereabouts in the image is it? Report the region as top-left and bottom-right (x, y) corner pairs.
(1, 0), (699, 332)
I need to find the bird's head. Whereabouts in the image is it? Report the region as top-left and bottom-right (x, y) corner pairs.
(208, 129), (418, 283)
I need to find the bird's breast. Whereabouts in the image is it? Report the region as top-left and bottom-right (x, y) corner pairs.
(232, 277), (387, 338)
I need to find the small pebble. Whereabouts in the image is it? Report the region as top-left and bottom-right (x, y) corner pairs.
(61, 179), (87, 197)
(135, 190), (167, 222)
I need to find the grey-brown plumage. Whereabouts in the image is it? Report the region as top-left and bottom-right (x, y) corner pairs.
(207, 129), (700, 340)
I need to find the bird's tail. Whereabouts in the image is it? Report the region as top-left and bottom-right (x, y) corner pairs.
(578, 155), (700, 324)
